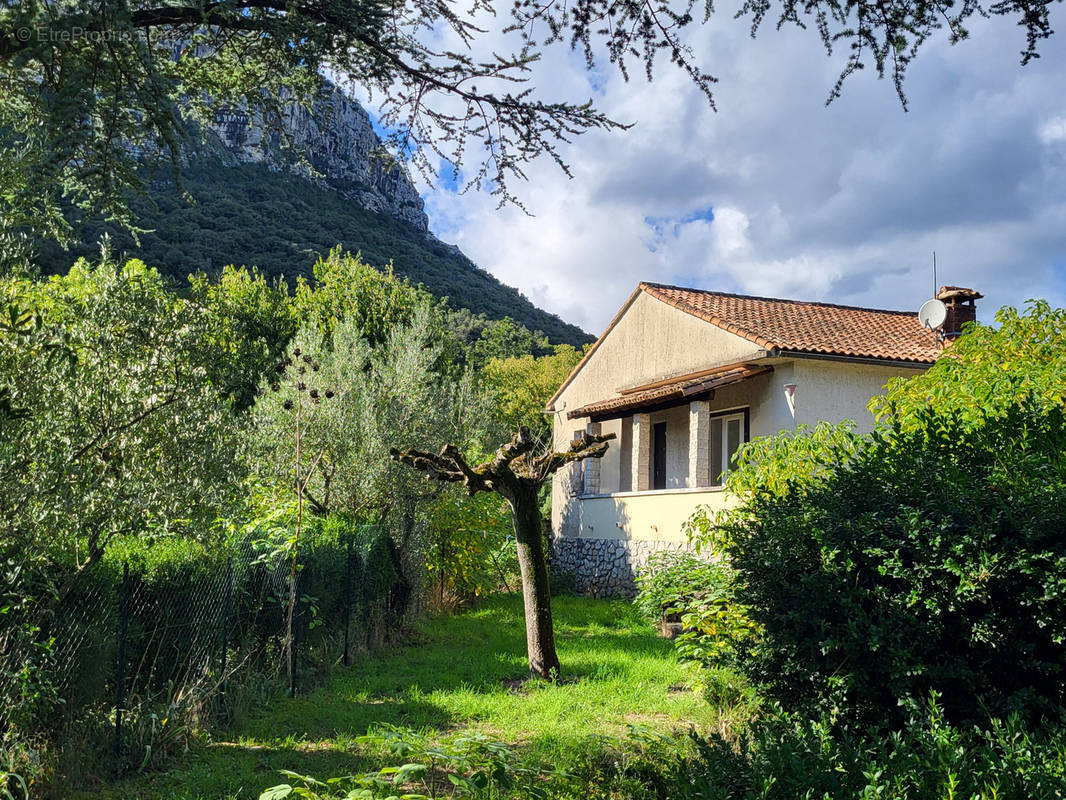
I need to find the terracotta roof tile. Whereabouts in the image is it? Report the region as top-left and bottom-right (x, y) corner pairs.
(641, 283), (942, 363)
(568, 364), (773, 420)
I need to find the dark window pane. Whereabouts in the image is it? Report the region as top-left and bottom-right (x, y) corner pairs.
(652, 422), (667, 490)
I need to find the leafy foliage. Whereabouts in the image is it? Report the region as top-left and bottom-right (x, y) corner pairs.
(2, 250), (555, 787)
(425, 490), (517, 605)
(252, 302), (476, 527)
(0, 257), (246, 576)
(259, 723), (709, 800)
(695, 301), (1066, 724)
(872, 300), (1066, 428)
(684, 696), (1066, 800)
(481, 345), (584, 441)
(35, 164), (591, 348)
(634, 551), (754, 670)
(189, 264), (299, 411)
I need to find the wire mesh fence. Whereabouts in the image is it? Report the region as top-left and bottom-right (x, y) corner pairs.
(0, 524), (411, 777)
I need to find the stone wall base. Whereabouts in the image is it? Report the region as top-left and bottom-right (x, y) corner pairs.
(551, 536), (697, 598)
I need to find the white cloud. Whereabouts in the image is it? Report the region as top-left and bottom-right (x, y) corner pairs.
(415, 10), (1066, 334)
(1039, 117), (1066, 144)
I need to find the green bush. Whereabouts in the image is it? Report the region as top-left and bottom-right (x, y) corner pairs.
(701, 302), (1066, 725)
(713, 405), (1066, 724)
(634, 551), (754, 669)
(678, 696), (1066, 800)
(634, 551), (731, 622)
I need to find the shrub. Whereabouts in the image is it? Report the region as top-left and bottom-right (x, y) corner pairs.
(260, 725), (573, 799)
(634, 551), (754, 669)
(425, 490), (516, 607)
(678, 696), (1066, 800)
(634, 551), (723, 622)
(710, 405), (1066, 725)
(698, 302), (1066, 725)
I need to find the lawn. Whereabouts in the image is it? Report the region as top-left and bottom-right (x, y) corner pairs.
(72, 594), (718, 799)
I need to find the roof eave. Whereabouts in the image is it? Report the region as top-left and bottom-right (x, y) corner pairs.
(773, 349), (937, 368)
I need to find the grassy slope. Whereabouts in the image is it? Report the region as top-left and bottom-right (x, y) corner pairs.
(35, 163), (591, 348)
(75, 595), (716, 800)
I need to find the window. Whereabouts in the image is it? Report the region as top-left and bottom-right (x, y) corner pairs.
(709, 411), (746, 486)
(652, 421), (667, 490)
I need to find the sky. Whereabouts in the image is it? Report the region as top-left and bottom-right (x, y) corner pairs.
(405, 8), (1066, 336)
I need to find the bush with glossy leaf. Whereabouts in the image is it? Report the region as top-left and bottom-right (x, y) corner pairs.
(697, 301), (1066, 725)
(634, 551), (755, 669)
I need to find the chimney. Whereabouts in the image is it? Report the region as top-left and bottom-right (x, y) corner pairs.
(936, 286), (983, 340)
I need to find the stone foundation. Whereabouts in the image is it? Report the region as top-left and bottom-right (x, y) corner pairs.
(551, 536), (697, 598)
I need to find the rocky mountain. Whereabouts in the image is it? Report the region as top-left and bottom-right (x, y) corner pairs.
(38, 81), (590, 347)
(206, 86), (429, 231)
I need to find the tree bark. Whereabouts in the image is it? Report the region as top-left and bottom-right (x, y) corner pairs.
(507, 485), (560, 680)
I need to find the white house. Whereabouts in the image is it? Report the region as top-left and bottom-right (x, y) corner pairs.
(547, 282), (981, 595)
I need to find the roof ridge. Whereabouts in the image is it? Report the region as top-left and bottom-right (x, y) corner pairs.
(639, 281), (918, 317)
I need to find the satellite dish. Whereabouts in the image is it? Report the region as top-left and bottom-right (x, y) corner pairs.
(918, 298), (947, 330)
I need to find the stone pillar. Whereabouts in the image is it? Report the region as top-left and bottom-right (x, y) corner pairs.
(688, 400), (710, 488)
(632, 413), (651, 492)
(583, 422), (602, 495)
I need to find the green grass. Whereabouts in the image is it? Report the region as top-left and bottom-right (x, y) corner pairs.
(71, 594), (717, 799)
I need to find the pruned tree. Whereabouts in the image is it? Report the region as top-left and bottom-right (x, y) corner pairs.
(391, 427), (615, 679)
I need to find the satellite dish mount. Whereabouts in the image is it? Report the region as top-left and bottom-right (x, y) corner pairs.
(918, 298), (948, 345)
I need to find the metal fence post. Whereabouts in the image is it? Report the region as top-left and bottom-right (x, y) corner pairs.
(343, 539), (353, 667)
(113, 562), (131, 774)
(289, 564), (301, 699)
(218, 557), (233, 717)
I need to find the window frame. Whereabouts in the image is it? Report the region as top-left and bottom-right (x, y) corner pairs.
(708, 406), (750, 487)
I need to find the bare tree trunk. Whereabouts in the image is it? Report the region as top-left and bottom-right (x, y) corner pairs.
(508, 486), (560, 680)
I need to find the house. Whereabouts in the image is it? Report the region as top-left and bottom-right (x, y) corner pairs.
(547, 282), (982, 596)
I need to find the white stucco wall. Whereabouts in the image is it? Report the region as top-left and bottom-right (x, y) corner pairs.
(790, 359), (924, 433)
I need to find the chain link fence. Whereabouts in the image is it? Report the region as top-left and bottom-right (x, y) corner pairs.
(0, 524), (412, 779)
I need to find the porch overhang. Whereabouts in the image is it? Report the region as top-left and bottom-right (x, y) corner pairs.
(566, 363), (774, 422)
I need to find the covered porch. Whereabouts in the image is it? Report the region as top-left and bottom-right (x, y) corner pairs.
(566, 362), (781, 498)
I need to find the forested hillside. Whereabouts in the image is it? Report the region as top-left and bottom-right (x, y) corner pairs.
(35, 162), (590, 347)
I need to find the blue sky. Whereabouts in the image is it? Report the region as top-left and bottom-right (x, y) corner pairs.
(389, 9), (1066, 334)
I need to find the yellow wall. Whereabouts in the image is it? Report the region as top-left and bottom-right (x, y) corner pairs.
(562, 487), (736, 544)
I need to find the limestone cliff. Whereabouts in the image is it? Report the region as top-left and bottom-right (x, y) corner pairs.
(205, 84), (429, 231)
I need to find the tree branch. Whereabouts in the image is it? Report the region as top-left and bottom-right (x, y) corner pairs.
(487, 426), (538, 473)
(390, 443), (493, 495)
(532, 431), (615, 476)
(393, 429), (615, 494)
